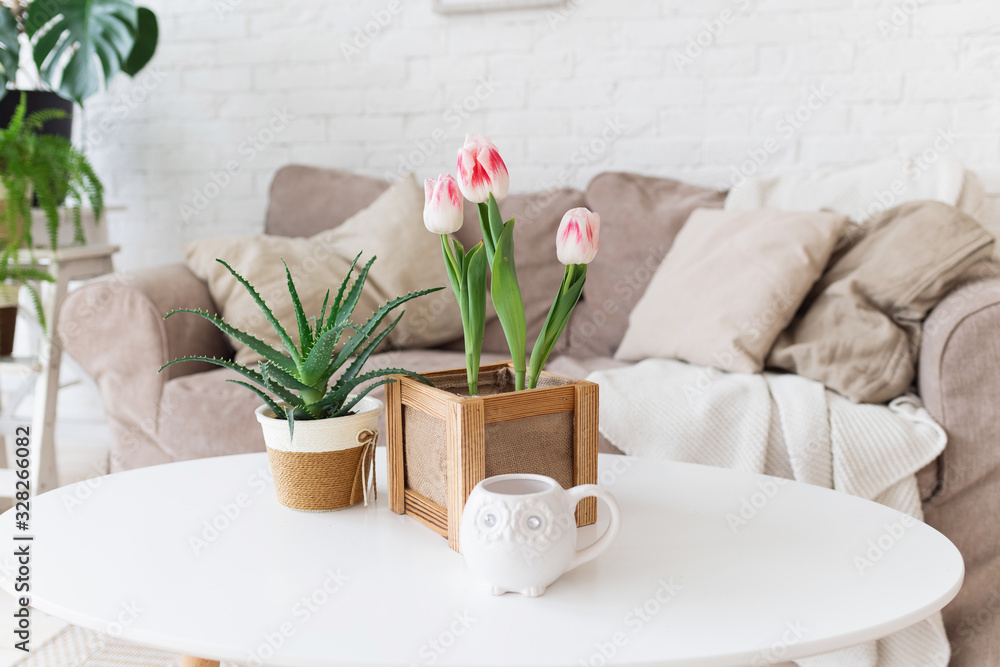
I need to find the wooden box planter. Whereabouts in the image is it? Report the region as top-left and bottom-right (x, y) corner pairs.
(386, 361), (598, 551)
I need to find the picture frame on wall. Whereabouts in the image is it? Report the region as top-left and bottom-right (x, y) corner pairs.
(433, 0), (563, 14)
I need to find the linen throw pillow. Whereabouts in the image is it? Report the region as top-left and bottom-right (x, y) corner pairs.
(615, 208), (847, 374)
(185, 174), (462, 367)
(563, 172), (727, 359)
(768, 201), (995, 403)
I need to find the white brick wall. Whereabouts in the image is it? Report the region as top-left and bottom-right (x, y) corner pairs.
(82, 0), (1000, 270)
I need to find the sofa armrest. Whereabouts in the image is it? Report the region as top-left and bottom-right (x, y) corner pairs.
(919, 275), (1000, 503)
(59, 264), (231, 468)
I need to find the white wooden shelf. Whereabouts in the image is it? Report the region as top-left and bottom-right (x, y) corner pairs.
(0, 356), (41, 374)
(0, 242), (119, 496)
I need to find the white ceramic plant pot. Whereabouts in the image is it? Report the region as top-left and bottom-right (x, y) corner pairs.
(460, 473), (621, 597)
(255, 396), (383, 512)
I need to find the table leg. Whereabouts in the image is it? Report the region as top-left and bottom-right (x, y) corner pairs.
(180, 656), (220, 667)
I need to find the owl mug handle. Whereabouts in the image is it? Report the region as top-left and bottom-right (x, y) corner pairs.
(566, 484), (621, 571)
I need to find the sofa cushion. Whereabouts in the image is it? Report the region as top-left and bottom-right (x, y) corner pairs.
(770, 201), (995, 403)
(265, 165), (390, 238)
(563, 172), (726, 358)
(616, 208), (847, 373)
(724, 156), (980, 224)
(445, 187), (588, 355)
(186, 175), (462, 366)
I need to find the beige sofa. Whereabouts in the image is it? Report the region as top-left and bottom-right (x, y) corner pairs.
(60, 166), (1000, 666)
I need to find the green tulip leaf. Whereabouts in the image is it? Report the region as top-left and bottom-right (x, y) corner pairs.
(491, 219), (527, 390)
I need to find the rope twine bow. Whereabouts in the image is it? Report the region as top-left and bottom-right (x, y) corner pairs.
(356, 428), (378, 507)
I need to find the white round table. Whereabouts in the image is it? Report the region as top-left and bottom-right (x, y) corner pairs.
(0, 451), (962, 667)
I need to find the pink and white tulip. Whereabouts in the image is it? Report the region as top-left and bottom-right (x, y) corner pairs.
(456, 134), (509, 204)
(556, 207), (600, 265)
(424, 174), (464, 234)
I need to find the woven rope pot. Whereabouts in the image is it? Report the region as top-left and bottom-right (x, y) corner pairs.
(256, 396), (382, 512)
(386, 361), (598, 551)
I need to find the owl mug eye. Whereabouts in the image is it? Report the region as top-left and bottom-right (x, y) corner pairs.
(475, 504), (506, 536)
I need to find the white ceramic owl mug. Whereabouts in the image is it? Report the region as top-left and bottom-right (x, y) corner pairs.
(460, 474), (621, 597)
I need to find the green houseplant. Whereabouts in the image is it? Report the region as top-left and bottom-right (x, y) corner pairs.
(0, 93), (105, 248)
(0, 93), (103, 353)
(160, 253), (443, 512)
(0, 0), (159, 105)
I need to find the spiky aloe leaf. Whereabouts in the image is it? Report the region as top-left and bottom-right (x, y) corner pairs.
(331, 312), (403, 387)
(299, 321), (351, 386)
(282, 260), (313, 356)
(215, 259), (301, 364)
(328, 287), (444, 372)
(315, 289), (331, 332)
(332, 254), (376, 330)
(257, 360), (315, 395)
(260, 362), (298, 409)
(329, 252), (361, 321)
(332, 378), (398, 418)
(227, 380), (286, 420)
(158, 355), (301, 409)
(164, 308), (297, 373)
(318, 367), (431, 415)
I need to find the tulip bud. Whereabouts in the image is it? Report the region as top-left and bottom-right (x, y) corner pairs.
(556, 207), (600, 265)
(423, 174), (464, 234)
(456, 134), (510, 204)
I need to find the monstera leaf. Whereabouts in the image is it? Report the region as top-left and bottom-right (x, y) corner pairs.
(0, 9), (19, 93)
(26, 0), (139, 104)
(122, 6), (157, 76)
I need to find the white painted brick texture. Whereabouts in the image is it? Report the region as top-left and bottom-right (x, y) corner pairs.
(83, 0), (1000, 269)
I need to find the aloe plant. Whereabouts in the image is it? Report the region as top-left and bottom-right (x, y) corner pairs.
(159, 253), (443, 436)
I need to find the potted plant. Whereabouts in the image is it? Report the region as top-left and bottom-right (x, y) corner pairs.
(0, 93), (103, 353)
(387, 135), (601, 551)
(0, 263), (51, 356)
(160, 254), (443, 512)
(0, 0), (159, 132)
(0, 93), (105, 248)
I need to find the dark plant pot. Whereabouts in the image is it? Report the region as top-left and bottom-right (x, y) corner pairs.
(0, 90), (73, 139)
(0, 306), (16, 357)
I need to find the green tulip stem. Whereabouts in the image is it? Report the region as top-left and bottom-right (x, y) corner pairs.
(527, 263), (588, 390)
